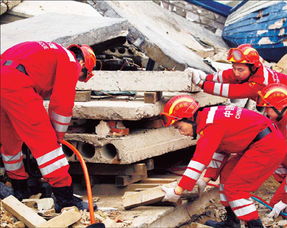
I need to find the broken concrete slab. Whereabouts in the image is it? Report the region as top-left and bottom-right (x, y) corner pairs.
(65, 127), (197, 164)
(9, 0), (103, 18)
(1, 13), (129, 52)
(76, 70), (195, 92)
(93, 1), (228, 71)
(43, 92), (227, 121)
(2, 195), (47, 228)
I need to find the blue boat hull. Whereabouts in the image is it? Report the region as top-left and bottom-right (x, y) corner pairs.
(223, 1), (287, 62)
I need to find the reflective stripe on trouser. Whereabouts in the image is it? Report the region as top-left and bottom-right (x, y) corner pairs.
(219, 184), (229, 206)
(1, 70), (72, 187)
(0, 110), (28, 179)
(223, 132), (286, 221)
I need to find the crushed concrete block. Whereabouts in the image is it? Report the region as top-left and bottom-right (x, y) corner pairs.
(10, 1), (103, 18)
(1, 13), (129, 52)
(93, 1), (221, 72)
(65, 127), (197, 164)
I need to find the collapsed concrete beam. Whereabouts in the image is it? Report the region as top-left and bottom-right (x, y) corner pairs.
(93, 1), (227, 72)
(72, 100), (163, 121)
(1, 13), (129, 52)
(64, 127), (196, 164)
(43, 92), (227, 121)
(76, 71), (194, 92)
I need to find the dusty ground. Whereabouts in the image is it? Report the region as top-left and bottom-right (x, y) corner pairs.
(188, 176), (287, 228)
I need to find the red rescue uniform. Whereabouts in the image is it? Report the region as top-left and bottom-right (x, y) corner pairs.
(0, 41), (81, 187)
(203, 65), (287, 100)
(178, 106), (286, 221)
(269, 114), (287, 207)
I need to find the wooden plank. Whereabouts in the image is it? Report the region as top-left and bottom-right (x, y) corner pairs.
(141, 178), (177, 184)
(38, 208), (81, 228)
(122, 182), (177, 209)
(144, 91), (162, 103)
(74, 90), (91, 102)
(2, 195), (47, 228)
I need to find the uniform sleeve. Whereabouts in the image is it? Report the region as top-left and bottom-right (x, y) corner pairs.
(48, 52), (80, 141)
(205, 69), (235, 83)
(204, 152), (229, 181)
(178, 124), (225, 191)
(203, 81), (263, 100)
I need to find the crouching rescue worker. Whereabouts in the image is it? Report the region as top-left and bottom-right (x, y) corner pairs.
(185, 44), (287, 101)
(256, 83), (287, 218)
(160, 95), (287, 227)
(0, 41), (96, 212)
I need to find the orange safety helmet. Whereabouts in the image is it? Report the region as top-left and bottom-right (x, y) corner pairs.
(227, 44), (261, 68)
(161, 95), (200, 127)
(257, 83), (287, 110)
(67, 44), (96, 82)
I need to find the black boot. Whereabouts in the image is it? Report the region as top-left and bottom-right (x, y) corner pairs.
(52, 186), (97, 213)
(246, 219), (264, 228)
(205, 207), (241, 228)
(11, 179), (31, 201)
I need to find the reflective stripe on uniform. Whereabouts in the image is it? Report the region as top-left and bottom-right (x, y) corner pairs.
(219, 184), (227, 202)
(230, 198), (253, 208)
(213, 83), (221, 95)
(233, 204), (257, 217)
(4, 161), (23, 171)
(187, 160), (205, 171)
(206, 106), (218, 124)
(222, 84), (229, 97)
(184, 160), (205, 180)
(213, 152), (225, 161)
(2, 151), (22, 162)
(40, 157), (69, 176)
(51, 121), (69, 132)
(51, 111), (71, 124)
(183, 168), (201, 180)
(275, 166), (287, 175)
(208, 160), (222, 168)
(220, 193), (228, 202)
(36, 147), (64, 166)
(2, 151), (24, 171)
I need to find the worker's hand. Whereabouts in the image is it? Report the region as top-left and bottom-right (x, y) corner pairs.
(196, 178), (207, 196)
(185, 67), (207, 87)
(267, 200), (287, 218)
(161, 186), (181, 203)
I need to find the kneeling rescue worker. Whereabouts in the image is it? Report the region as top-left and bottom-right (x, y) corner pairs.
(160, 94), (287, 227)
(0, 41), (96, 212)
(257, 83), (287, 218)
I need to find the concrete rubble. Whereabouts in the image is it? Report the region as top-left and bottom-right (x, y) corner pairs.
(1, 1), (284, 227)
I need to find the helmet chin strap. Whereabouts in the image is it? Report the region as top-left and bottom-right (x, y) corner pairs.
(272, 107), (287, 122)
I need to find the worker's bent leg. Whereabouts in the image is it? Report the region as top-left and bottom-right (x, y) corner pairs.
(0, 108), (28, 180)
(1, 72), (71, 187)
(224, 134), (286, 221)
(219, 155), (241, 206)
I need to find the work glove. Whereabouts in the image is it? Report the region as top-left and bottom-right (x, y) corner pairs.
(196, 178), (207, 196)
(185, 67), (207, 87)
(161, 186), (181, 203)
(267, 200), (287, 218)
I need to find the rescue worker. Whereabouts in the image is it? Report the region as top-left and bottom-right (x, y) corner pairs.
(186, 44), (287, 101)
(256, 83), (287, 218)
(0, 41), (96, 211)
(160, 94), (287, 227)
